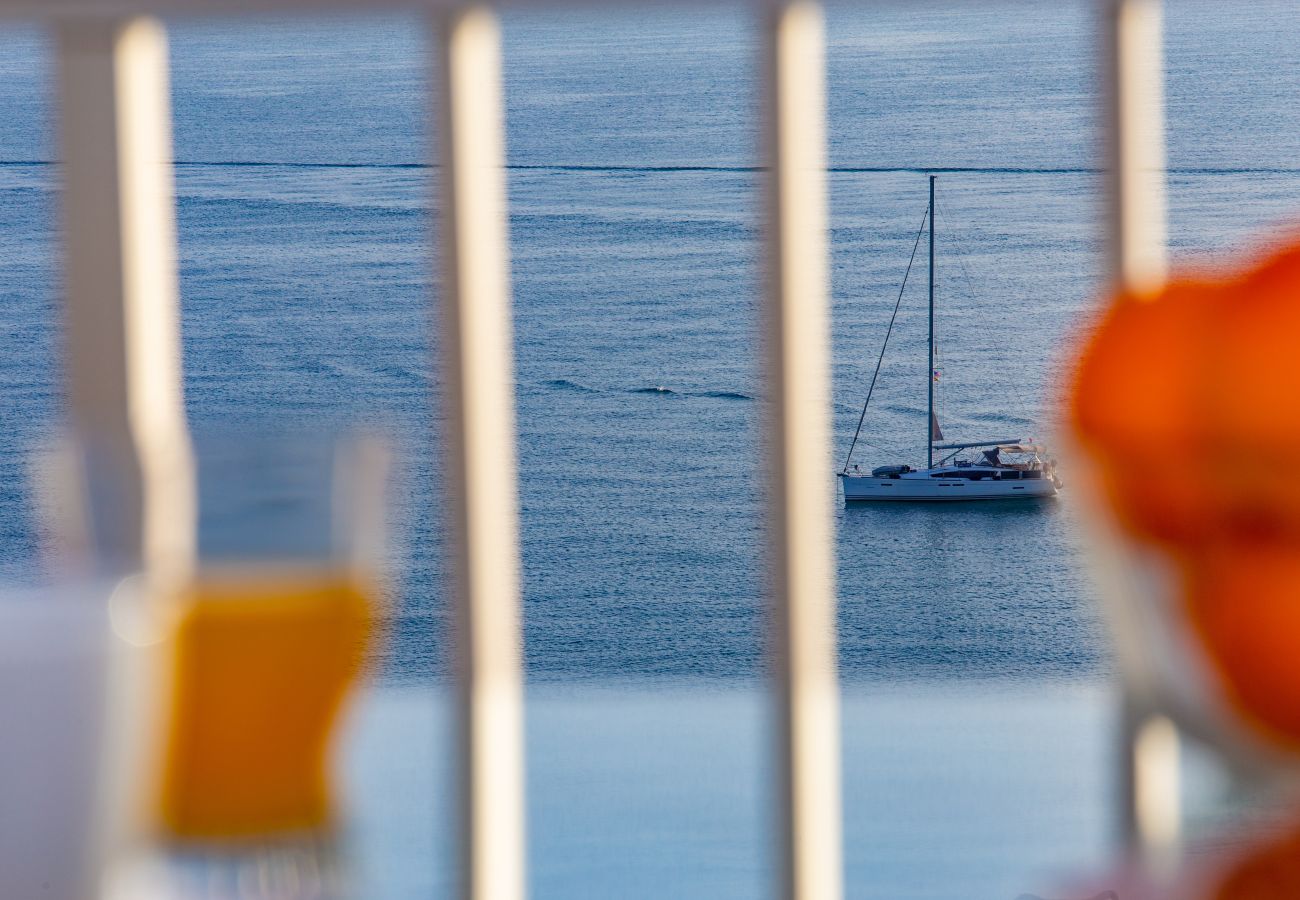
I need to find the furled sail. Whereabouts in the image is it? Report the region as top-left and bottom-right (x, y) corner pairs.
(930, 411), (944, 442)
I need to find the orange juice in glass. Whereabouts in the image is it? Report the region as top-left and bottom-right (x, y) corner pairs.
(157, 435), (387, 840)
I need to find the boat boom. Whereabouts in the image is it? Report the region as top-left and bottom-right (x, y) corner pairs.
(930, 438), (1029, 451)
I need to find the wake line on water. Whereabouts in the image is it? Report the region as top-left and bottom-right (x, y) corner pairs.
(3, 159), (1300, 177)
(544, 378), (601, 394)
(509, 164), (1300, 176)
(630, 387), (755, 400)
(543, 378), (753, 402)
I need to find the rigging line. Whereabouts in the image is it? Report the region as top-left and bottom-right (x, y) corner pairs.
(842, 206), (930, 473)
(937, 194), (1034, 418)
(854, 436), (903, 457)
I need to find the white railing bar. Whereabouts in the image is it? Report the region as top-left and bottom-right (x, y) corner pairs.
(56, 16), (195, 587)
(1126, 707), (1181, 860)
(1103, 0), (1168, 295)
(1101, 0), (1178, 862)
(762, 3), (843, 899)
(433, 6), (527, 900)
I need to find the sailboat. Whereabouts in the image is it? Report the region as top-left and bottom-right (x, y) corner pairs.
(837, 176), (1061, 502)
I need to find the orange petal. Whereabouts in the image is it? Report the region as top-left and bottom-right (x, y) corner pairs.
(1185, 541), (1300, 749)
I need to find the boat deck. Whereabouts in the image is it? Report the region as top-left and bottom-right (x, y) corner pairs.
(840, 466), (1059, 501)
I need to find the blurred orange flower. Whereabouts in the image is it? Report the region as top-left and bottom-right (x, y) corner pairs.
(1212, 822), (1300, 900)
(1071, 241), (1300, 749)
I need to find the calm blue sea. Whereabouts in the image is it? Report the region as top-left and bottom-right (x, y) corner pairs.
(2, 0), (1298, 689)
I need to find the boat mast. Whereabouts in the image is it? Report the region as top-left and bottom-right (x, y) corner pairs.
(927, 174), (935, 470)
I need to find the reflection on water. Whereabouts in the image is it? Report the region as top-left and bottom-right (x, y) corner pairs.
(837, 495), (1107, 681)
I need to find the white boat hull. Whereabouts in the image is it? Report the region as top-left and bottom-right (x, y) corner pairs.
(839, 473), (1057, 502)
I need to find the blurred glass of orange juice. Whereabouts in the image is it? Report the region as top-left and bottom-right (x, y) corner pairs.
(158, 566), (375, 838)
(153, 433), (388, 841)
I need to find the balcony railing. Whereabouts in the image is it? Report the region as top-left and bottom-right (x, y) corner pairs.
(5, 0), (1171, 897)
